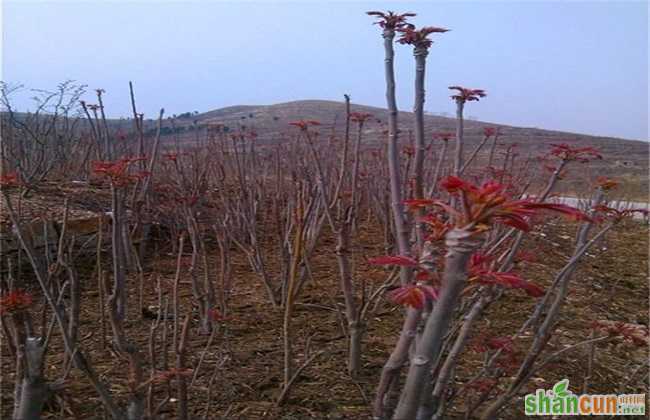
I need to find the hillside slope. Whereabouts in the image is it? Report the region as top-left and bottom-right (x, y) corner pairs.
(190, 100), (646, 165)
(184, 100), (647, 195)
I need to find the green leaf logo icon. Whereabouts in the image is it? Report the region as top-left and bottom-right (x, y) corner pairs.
(553, 379), (570, 398)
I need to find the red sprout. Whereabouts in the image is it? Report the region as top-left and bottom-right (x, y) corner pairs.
(388, 284), (438, 309)
(435, 176), (591, 231)
(595, 176), (618, 191)
(350, 112), (373, 123)
(434, 132), (454, 142)
(288, 120), (321, 131)
(593, 205), (648, 222)
(549, 143), (602, 162)
(0, 172), (20, 188)
(449, 86), (487, 102)
(483, 127), (497, 137)
(397, 26), (449, 49)
(366, 10), (416, 30)
(0, 289), (33, 315)
(469, 253), (544, 297)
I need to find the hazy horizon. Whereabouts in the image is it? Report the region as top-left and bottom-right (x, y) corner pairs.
(2, 0), (648, 141)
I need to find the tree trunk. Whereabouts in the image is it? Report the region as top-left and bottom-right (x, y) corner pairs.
(14, 338), (50, 420)
(382, 29), (410, 271)
(422, 294), (491, 419)
(412, 47), (428, 249)
(393, 228), (480, 420)
(428, 140), (448, 198)
(372, 27), (416, 420)
(453, 100), (465, 175)
(348, 320), (365, 378)
(335, 219), (362, 378)
(372, 308), (421, 419)
(111, 185), (128, 321)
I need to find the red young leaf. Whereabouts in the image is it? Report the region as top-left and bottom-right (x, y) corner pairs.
(434, 132), (454, 141)
(367, 10), (416, 30)
(449, 86), (487, 102)
(0, 289), (33, 315)
(0, 172), (20, 188)
(404, 198), (435, 210)
(397, 26), (449, 49)
(483, 127), (497, 137)
(289, 120), (321, 131)
(595, 176), (618, 191)
(437, 176), (590, 231)
(389, 284), (438, 309)
(350, 112), (373, 123)
(549, 143), (602, 162)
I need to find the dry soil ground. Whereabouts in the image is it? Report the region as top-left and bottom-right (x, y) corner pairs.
(1, 210), (648, 419)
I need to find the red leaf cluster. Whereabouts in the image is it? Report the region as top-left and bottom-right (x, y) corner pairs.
(469, 253), (544, 297)
(434, 132), (454, 142)
(437, 176), (591, 231)
(368, 255), (440, 308)
(404, 199), (434, 210)
(366, 10), (416, 30)
(592, 321), (649, 347)
(0, 172), (20, 188)
(350, 112), (373, 123)
(92, 160), (128, 182)
(388, 284), (438, 309)
(449, 86), (487, 102)
(397, 26), (449, 49)
(151, 368), (193, 385)
(92, 157), (149, 187)
(402, 146), (415, 156)
(0, 289), (33, 315)
(420, 214), (452, 242)
(207, 308), (230, 323)
(483, 127), (497, 137)
(289, 120), (321, 131)
(549, 143), (602, 162)
(470, 332), (521, 374)
(595, 176), (618, 191)
(593, 205), (648, 222)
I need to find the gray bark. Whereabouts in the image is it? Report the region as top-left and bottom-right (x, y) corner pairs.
(393, 229), (480, 420)
(14, 338), (50, 420)
(453, 101), (465, 175)
(372, 26), (417, 420)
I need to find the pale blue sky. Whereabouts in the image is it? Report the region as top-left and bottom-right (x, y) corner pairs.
(2, 0), (648, 140)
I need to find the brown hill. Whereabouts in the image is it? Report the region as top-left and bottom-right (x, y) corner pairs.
(180, 100), (648, 198)
(192, 100), (646, 159)
(94, 99), (644, 199)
